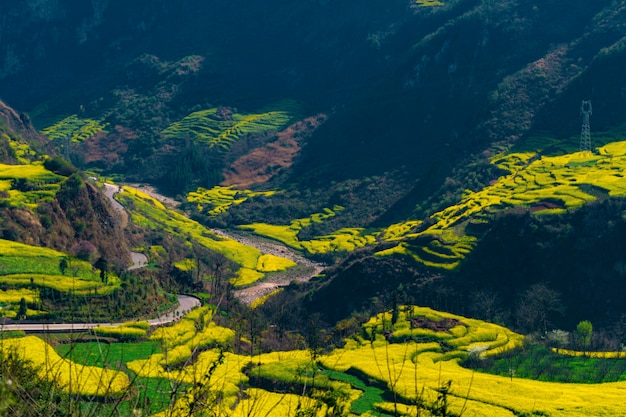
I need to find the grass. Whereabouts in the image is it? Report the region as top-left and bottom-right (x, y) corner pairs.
(42, 115), (108, 143)
(322, 369), (388, 416)
(55, 340), (161, 369)
(162, 101), (299, 151)
(55, 340), (184, 414)
(469, 344), (626, 384)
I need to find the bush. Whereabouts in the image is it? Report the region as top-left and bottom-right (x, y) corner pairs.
(43, 156), (77, 177)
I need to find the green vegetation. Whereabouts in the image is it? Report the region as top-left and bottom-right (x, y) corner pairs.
(0, 239), (121, 317)
(42, 115), (108, 143)
(186, 185), (277, 217)
(249, 288), (284, 309)
(162, 101), (299, 151)
(91, 321), (150, 341)
(9, 305), (626, 415)
(55, 340), (161, 369)
(0, 162), (63, 209)
(1, 336), (129, 397)
(376, 139), (626, 270)
(117, 185), (294, 286)
(2, 131), (38, 164)
(466, 343), (626, 384)
(416, 0), (443, 5)
(239, 206), (378, 255)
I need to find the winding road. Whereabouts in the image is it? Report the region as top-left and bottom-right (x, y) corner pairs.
(124, 184), (328, 305)
(0, 183), (201, 333)
(2, 182), (324, 331)
(0, 295), (201, 332)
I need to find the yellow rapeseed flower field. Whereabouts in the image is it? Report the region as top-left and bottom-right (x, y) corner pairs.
(0, 336), (129, 397)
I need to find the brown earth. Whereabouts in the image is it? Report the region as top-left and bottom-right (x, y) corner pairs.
(221, 114), (327, 189)
(410, 317), (462, 332)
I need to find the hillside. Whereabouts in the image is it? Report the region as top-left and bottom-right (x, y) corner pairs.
(1, 0), (626, 337)
(4, 1), (626, 415)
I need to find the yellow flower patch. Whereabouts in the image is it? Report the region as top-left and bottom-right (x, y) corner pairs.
(1, 336), (129, 397)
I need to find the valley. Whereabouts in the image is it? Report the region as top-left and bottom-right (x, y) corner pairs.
(2, 0), (626, 416)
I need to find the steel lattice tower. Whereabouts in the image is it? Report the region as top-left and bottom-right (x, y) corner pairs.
(580, 100), (592, 153)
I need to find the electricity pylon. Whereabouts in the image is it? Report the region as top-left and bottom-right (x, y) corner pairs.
(580, 100), (592, 153)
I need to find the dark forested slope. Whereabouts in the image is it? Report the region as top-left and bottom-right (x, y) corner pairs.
(4, 0), (626, 332)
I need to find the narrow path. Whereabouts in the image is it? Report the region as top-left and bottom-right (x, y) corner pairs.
(103, 182), (146, 268)
(102, 183), (124, 211)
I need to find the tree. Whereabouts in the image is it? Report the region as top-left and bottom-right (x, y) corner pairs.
(17, 297), (27, 320)
(575, 320), (593, 351)
(71, 240), (98, 263)
(516, 283), (564, 334)
(59, 258), (68, 275)
(94, 257), (108, 283)
(470, 289), (502, 323)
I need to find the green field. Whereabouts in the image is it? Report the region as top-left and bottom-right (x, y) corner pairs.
(0, 239), (120, 315)
(162, 101), (299, 151)
(42, 115), (108, 143)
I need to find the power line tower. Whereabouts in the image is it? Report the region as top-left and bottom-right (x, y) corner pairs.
(580, 100), (592, 153)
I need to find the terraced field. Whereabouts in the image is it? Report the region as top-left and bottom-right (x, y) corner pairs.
(416, 0), (443, 5)
(42, 115), (108, 143)
(162, 102), (299, 151)
(116, 185), (295, 287)
(239, 206), (378, 255)
(7, 304), (626, 415)
(0, 162), (63, 208)
(377, 140), (626, 270)
(0, 239), (120, 317)
(186, 185), (276, 217)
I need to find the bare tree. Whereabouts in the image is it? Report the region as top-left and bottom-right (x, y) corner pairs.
(516, 283), (564, 334)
